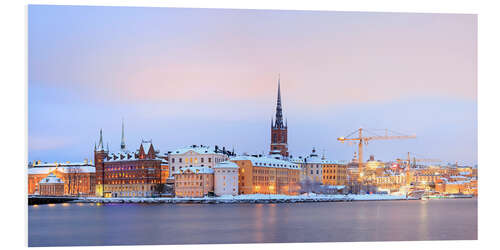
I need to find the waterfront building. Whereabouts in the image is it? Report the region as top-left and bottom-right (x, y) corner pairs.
(214, 161), (239, 196)
(38, 173), (65, 196)
(231, 155), (300, 195)
(374, 173), (406, 192)
(291, 148), (322, 184)
(435, 177), (471, 194)
(94, 123), (163, 197)
(28, 160), (95, 196)
(270, 77), (289, 158)
(292, 148), (348, 186)
(157, 153), (170, 183)
(322, 161), (348, 186)
(168, 145), (231, 178)
(302, 148), (323, 183)
(173, 166), (214, 198)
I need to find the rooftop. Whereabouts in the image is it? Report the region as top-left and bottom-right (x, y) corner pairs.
(39, 173), (64, 184)
(230, 155), (299, 169)
(170, 145), (227, 155)
(29, 166), (96, 175)
(214, 161), (239, 169)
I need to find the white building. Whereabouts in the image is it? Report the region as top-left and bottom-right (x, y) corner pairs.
(214, 161), (239, 196)
(291, 148), (323, 183)
(168, 145), (230, 178)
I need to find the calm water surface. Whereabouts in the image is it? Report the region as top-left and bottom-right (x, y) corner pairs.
(28, 199), (477, 246)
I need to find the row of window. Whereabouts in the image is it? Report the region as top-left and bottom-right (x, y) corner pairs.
(106, 185), (153, 191)
(177, 175), (204, 180)
(215, 169), (237, 173)
(177, 182), (204, 187)
(171, 157), (229, 164)
(107, 180), (160, 184)
(177, 190), (204, 197)
(254, 163), (297, 168)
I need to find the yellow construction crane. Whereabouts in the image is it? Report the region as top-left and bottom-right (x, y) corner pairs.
(338, 128), (416, 181)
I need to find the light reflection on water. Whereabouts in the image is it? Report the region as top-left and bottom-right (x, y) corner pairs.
(28, 199), (477, 247)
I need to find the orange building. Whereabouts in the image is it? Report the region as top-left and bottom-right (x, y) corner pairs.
(231, 156), (300, 195)
(28, 161), (95, 196)
(173, 166), (214, 197)
(435, 177), (473, 195)
(157, 154), (170, 184)
(322, 162), (348, 186)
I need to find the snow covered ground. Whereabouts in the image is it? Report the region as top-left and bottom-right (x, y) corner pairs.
(75, 193), (410, 204)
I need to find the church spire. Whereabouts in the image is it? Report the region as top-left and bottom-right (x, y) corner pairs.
(97, 129), (104, 151)
(274, 74), (284, 128)
(120, 118), (126, 151)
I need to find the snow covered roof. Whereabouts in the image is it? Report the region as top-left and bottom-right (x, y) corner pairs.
(214, 161), (239, 169)
(33, 162), (93, 168)
(39, 173), (64, 184)
(305, 155), (323, 164)
(173, 166), (214, 175)
(28, 166), (95, 175)
(291, 158), (342, 165)
(170, 145), (224, 155)
(230, 156), (299, 170)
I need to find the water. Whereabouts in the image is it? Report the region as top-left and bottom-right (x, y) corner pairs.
(28, 199), (477, 246)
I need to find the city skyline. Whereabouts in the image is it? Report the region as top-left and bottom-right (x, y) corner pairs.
(28, 5), (477, 165)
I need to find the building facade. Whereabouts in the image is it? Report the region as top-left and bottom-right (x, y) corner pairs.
(214, 161), (239, 196)
(173, 166), (214, 197)
(322, 161), (348, 186)
(168, 145), (231, 179)
(38, 173), (65, 196)
(231, 155), (300, 195)
(93, 124), (163, 197)
(28, 161), (95, 196)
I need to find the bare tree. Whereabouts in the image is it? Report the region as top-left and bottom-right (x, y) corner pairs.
(66, 167), (82, 196)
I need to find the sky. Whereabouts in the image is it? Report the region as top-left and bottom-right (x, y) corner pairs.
(28, 5), (477, 165)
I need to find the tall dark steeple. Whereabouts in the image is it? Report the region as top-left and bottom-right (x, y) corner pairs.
(97, 129), (104, 151)
(120, 118), (126, 151)
(270, 75), (289, 158)
(274, 75), (285, 128)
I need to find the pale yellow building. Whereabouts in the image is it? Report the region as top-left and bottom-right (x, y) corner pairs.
(231, 156), (300, 195)
(173, 166), (214, 198)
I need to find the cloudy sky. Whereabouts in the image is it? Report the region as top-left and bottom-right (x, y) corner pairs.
(28, 5), (477, 165)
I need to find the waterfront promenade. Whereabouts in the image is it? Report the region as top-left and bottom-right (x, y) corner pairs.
(72, 194), (411, 204)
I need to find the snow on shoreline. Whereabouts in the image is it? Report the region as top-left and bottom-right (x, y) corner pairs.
(74, 194), (410, 204)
